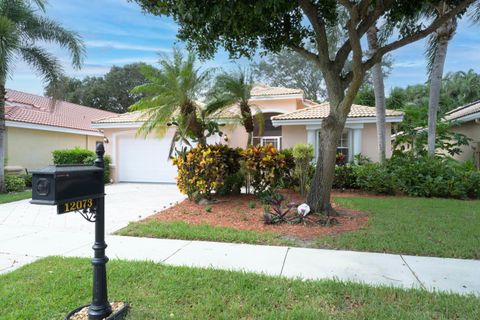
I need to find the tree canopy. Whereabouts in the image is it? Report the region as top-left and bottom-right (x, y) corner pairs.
(44, 63), (148, 113)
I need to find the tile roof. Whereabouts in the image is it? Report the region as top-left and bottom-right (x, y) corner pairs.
(272, 101), (404, 121)
(5, 89), (117, 132)
(93, 110), (147, 124)
(250, 84), (303, 97)
(444, 100), (480, 121)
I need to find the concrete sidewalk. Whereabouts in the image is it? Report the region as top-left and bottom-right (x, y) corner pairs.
(1, 224), (479, 296)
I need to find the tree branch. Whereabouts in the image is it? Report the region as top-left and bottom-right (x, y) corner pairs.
(290, 44), (321, 66)
(335, 0), (394, 70)
(364, 0), (475, 70)
(298, 0), (331, 66)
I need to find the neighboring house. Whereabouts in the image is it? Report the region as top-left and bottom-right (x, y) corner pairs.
(5, 89), (116, 172)
(444, 100), (480, 167)
(93, 85), (403, 183)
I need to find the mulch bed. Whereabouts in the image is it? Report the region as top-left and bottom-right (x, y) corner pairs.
(144, 190), (369, 240)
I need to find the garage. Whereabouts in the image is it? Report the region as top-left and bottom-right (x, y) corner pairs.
(117, 131), (177, 183)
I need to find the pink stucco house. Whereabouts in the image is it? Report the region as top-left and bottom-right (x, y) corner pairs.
(92, 85), (403, 183)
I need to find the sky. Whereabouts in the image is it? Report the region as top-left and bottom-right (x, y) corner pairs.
(6, 0), (480, 97)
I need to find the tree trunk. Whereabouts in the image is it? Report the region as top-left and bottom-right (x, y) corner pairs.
(306, 115), (345, 215)
(240, 101), (254, 148)
(246, 131), (253, 148)
(367, 26), (387, 163)
(427, 20), (455, 157)
(0, 81), (6, 193)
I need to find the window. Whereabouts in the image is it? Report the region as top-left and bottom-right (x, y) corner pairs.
(318, 130), (350, 162)
(260, 136), (282, 150)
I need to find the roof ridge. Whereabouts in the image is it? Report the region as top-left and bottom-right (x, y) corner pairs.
(445, 100), (480, 115)
(6, 88), (117, 115)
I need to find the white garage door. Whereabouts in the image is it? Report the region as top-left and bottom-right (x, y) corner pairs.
(117, 132), (177, 183)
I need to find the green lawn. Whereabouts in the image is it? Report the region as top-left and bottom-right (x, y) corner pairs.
(117, 220), (294, 246)
(1, 257), (479, 319)
(118, 196), (480, 259)
(0, 190), (31, 204)
(320, 197), (480, 259)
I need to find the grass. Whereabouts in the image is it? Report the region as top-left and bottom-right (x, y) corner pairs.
(117, 196), (480, 259)
(116, 220), (295, 246)
(319, 197), (480, 259)
(1, 257), (479, 319)
(0, 190), (31, 204)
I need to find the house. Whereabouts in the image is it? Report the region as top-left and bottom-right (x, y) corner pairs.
(444, 100), (480, 167)
(5, 89), (116, 172)
(93, 85), (403, 184)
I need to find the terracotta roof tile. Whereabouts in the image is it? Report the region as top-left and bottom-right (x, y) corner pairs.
(5, 89), (117, 132)
(445, 100), (480, 121)
(272, 101), (403, 121)
(251, 84), (303, 97)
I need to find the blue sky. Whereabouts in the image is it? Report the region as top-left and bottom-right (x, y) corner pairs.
(7, 0), (480, 96)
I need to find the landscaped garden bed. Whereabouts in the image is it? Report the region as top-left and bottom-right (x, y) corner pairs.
(135, 191), (367, 240)
(1, 257), (479, 319)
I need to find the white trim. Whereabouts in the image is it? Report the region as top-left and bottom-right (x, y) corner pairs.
(272, 115), (403, 127)
(6, 120), (103, 136)
(92, 122), (142, 129)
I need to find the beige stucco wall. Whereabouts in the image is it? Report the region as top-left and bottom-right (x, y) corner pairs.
(6, 127), (100, 171)
(282, 125), (307, 149)
(450, 120), (480, 162)
(361, 123), (392, 162)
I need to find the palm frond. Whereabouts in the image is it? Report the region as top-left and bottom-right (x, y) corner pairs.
(18, 45), (63, 84)
(22, 16), (85, 69)
(0, 16), (20, 79)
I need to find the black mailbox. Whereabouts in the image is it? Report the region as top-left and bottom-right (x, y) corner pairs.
(30, 164), (104, 206)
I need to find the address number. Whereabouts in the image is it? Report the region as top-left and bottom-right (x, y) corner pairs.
(58, 199), (96, 214)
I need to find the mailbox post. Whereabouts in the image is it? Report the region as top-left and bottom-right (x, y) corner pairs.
(31, 142), (126, 320)
(89, 142), (112, 319)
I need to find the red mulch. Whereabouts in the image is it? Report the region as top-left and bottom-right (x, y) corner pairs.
(144, 190), (369, 240)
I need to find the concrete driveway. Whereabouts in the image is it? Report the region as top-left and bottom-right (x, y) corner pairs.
(0, 183), (185, 234)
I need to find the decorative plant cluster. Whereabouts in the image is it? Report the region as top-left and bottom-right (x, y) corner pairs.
(332, 154), (480, 199)
(259, 190), (311, 225)
(292, 144), (314, 196)
(173, 144), (242, 201)
(242, 144), (288, 194)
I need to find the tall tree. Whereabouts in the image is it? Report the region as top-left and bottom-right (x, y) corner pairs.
(45, 63), (148, 113)
(206, 69), (261, 147)
(135, 0), (475, 214)
(426, 2), (458, 157)
(130, 48), (209, 146)
(251, 49), (327, 101)
(0, 0), (84, 192)
(367, 25), (387, 163)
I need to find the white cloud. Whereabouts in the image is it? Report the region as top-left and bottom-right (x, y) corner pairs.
(393, 60), (425, 68)
(85, 40), (172, 53)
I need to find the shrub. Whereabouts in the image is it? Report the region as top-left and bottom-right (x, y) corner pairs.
(354, 163), (396, 195)
(216, 170), (244, 196)
(242, 144), (287, 194)
(20, 173), (32, 188)
(52, 147), (95, 165)
(5, 175), (26, 193)
(292, 144), (314, 195)
(83, 155), (112, 184)
(173, 144), (242, 201)
(278, 148), (297, 189)
(388, 155), (480, 199)
(333, 164), (357, 190)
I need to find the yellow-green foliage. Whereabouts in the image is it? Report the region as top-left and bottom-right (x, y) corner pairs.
(243, 144), (286, 194)
(173, 144), (241, 200)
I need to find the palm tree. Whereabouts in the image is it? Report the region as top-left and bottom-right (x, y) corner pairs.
(367, 25), (387, 163)
(0, 0), (84, 192)
(130, 48), (209, 147)
(426, 2), (458, 157)
(206, 69), (262, 148)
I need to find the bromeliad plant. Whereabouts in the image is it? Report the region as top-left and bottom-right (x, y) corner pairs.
(173, 144), (242, 201)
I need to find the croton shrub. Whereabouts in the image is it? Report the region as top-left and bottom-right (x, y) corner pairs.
(173, 144), (242, 201)
(242, 144), (288, 194)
